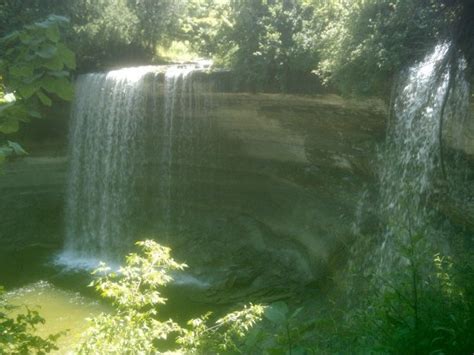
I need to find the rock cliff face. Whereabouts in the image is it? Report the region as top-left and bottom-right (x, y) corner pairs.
(2, 81), (473, 297)
(0, 90), (387, 293)
(438, 103), (474, 233)
(0, 157), (67, 285)
(159, 92), (387, 296)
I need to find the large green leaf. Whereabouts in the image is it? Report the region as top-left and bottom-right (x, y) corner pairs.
(36, 90), (52, 106)
(36, 44), (58, 59)
(46, 26), (60, 42)
(23, 72), (44, 85)
(28, 109), (42, 118)
(0, 31), (19, 44)
(19, 32), (33, 45)
(18, 81), (41, 99)
(41, 77), (74, 100)
(0, 102), (15, 114)
(7, 141), (27, 155)
(0, 116), (19, 134)
(264, 301), (289, 324)
(10, 64), (34, 78)
(58, 43), (76, 69)
(43, 55), (64, 71)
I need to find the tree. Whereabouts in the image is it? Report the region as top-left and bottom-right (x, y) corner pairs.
(127, 0), (184, 53)
(314, 0), (465, 95)
(186, 0), (317, 92)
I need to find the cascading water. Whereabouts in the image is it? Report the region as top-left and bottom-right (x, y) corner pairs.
(58, 63), (212, 267)
(378, 42), (470, 262)
(60, 67), (153, 266)
(161, 67), (197, 225)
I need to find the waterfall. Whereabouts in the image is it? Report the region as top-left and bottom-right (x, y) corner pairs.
(378, 43), (470, 260)
(59, 64), (211, 268)
(161, 67), (196, 226)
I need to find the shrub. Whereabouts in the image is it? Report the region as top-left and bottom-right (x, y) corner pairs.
(78, 240), (265, 354)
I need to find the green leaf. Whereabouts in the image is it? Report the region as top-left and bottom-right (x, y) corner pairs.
(41, 77), (74, 101)
(46, 26), (60, 42)
(0, 31), (20, 44)
(18, 81), (41, 99)
(7, 141), (27, 155)
(264, 302), (289, 324)
(36, 45), (57, 59)
(0, 102), (15, 114)
(28, 109), (42, 118)
(19, 32), (33, 45)
(23, 72), (44, 84)
(57, 44), (76, 69)
(43, 55), (64, 71)
(290, 307), (303, 319)
(0, 117), (19, 134)
(10, 64), (34, 78)
(36, 90), (52, 106)
(49, 70), (69, 78)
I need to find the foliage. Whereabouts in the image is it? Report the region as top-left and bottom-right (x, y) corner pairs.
(177, 304), (265, 353)
(0, 14), (75, 162)
(314, 0), (464, 95)
(186, 0), (317, 92)
(0, 0), (185, 71)
(312, 227), (474, 354)
(77, 240), (186, 354)
(78, 240), (265, 354)
(241, 301), (318, 354)
(127, 0), (183, 53)
(71, 0), (143, 70)
(2, 0), (472, 93)
(0, 286), (63, 354)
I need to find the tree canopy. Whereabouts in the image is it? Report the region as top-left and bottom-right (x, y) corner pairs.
(1, 0), (472, 94)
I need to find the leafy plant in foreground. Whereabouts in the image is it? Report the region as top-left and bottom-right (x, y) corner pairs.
(331, 228), (474, 354)
(247, 301), (317, 355)
(0, 286), (63, 354)
(78, 240), (265, 354)
(0, 14), (75, 163)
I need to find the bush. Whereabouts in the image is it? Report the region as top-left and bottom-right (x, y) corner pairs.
(318, 228), (474, 354)
(78, 240), (265, 354)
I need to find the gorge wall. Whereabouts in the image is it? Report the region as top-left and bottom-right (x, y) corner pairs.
(1, 67), (472, 297)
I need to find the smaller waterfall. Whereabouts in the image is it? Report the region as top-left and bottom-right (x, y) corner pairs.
(161, 67), (196, 225)
(378, 42), (470, 262)
(154, 65), (214, 231)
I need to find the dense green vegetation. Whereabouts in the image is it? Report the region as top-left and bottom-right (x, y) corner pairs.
(1, 0), (473, 354)
(0, 14), (75, 162)
(1, 1), (472, 92)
